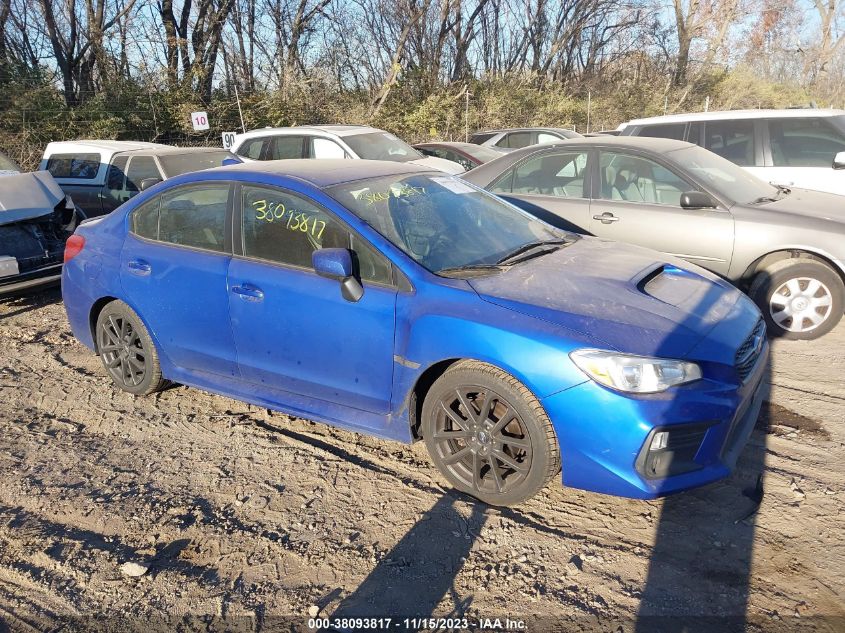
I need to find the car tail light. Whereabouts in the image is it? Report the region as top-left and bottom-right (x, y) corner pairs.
(64, 234), (85, 262)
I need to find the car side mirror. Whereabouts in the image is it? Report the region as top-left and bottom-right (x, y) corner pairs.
(140, 177), (162, 191)
(833, 151), (845, 170)
(312, 248), (364, 302)
(680, 191), (717, 209)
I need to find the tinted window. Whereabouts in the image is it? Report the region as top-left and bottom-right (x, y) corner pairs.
(46, 153), (100, 179)
(130, 197), (161, 239)
(242, 185), (349, 269)
(470, 132), (497, 144)
(159, 151), (238, 177)
(268, 136), (305, 160)
(498, 132), (532, 149)
(496, 151), (589, 198)
(440, 149), (475, 171)
(350, 234), (393, 285)
(704, 120), (755, 166)
(769, 118), (845, 167)
(106, 156), (128, 190)
(312, 137), (347, 159)
(461, 144), (505, 163)
(237, 137), (266, 160)
(600, 152), (692, 205)
(158, 184), (229, 252)
(638, 123), (686, 141)
(125, 156), (162, 193)
(0, 151), (20, 172)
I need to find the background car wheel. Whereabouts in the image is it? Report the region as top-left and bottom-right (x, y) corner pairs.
(749, 259), (844, 340)
(95, 300), (167, 395)
(421, 360), (560, 506)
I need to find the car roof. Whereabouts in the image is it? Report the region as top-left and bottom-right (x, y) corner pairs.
(414, 141), (487, 149)
(124, 147), (234, 157)
(473, 127), (575, 134)
(234, 125), (382, 140)
(43, 140), (171, 154)
(623, 108), (845, 127)
(207, 158), (434, 188)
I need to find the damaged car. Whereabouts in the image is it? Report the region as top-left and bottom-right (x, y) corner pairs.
(0, 171), (85, 295)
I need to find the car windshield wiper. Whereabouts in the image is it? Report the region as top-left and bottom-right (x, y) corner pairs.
(436, 263), (507, 278)
(774, 184), (792, 196)
(495, 239), (569, 266)
(750, 195), (779, 205)
(751, 185), (791, 205)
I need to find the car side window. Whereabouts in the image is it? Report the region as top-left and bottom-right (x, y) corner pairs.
(104, 156), (129, 202)
(242, 185), (349, 269)
(125, 156), (162, 194)
(769, 118), (845, 167)
(130, 197), (161, 240)
(638, 123), (686, 141)
(506, 151), (589, 198)
(46, 153), (100, 179)
(268, 136), (305, 160)
(498, 132), (531, 149)
(158, 184), (230, 252)
(237, 137), (266, 160)
(704, 120), (755, 166)
(312, 137), (347, 159)
(536, 132), (561, 144)
(242, 185), (393, 285)
(439, 149), (473, 171)
(599, 152), (692, 205)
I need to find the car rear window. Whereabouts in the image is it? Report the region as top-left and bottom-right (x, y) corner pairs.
(46, 153), (101, 179)
(0, 152), (20, 172)
(469, 132), (497, 144)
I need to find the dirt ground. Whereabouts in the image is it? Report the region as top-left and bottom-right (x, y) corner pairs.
(0, 287), (843, 633)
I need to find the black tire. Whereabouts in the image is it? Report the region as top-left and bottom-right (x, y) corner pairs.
(94, 300), (168, 395)
(421, 360), (560, 506)
(749, 259), (844, 341)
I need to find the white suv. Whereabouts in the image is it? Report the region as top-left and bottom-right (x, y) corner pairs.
(619, 109), (845, 195)
(229, 125), (465, 174)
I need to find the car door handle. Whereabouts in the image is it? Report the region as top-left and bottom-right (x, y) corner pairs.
(127, 259), (152, 276)
(592, 212), (620, 224)
(231, 284), (264, 302)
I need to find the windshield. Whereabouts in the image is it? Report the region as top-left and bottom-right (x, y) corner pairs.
(327, 173), (569, 275)
(343, 132), (423, 162)
(666, 145), (778, 204)
(159, 151), (238, 177)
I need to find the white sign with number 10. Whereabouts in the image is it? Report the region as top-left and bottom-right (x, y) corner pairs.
(191, 111), (210, 131)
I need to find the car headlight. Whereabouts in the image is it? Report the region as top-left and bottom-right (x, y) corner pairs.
(570, 349), (702, 394)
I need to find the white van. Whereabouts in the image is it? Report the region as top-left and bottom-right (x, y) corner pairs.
(619, 109), (845, 195)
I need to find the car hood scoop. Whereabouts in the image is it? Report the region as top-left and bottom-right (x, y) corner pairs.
(468, 239), (742, 358)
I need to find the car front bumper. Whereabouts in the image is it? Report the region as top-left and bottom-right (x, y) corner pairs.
(542, 343), (768, 499)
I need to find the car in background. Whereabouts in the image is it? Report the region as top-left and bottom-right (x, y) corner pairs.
(412, 141), (506, 170)
(469, 127), (582, 150)
(40, 141), (240, 217)
(0, 151), (22, 176)
(463, 136), (845, 340)
(1, 171), (85, 295)
(229, 125), (464, 174)
(63, 159), (766, 506)
(618, 109), (845, 195)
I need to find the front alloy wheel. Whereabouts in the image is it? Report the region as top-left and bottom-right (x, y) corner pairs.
(422, 361), (560, 506)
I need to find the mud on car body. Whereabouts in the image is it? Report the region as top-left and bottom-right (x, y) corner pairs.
(62, 159), (767, 506)
(0, 171), (85, 295)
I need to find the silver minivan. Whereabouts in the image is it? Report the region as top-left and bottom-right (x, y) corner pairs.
(619, 109), (845, 196)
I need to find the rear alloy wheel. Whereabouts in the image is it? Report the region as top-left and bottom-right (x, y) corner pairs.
(749, 259), (844, 340)
(422, 361), (560, 506)
(95, 300), (167, 395)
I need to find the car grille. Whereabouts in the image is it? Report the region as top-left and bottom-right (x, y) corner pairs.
(735, 319), (766, 382)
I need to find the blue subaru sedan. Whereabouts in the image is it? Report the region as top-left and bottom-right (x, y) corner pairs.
(62, 160), (768, 506)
